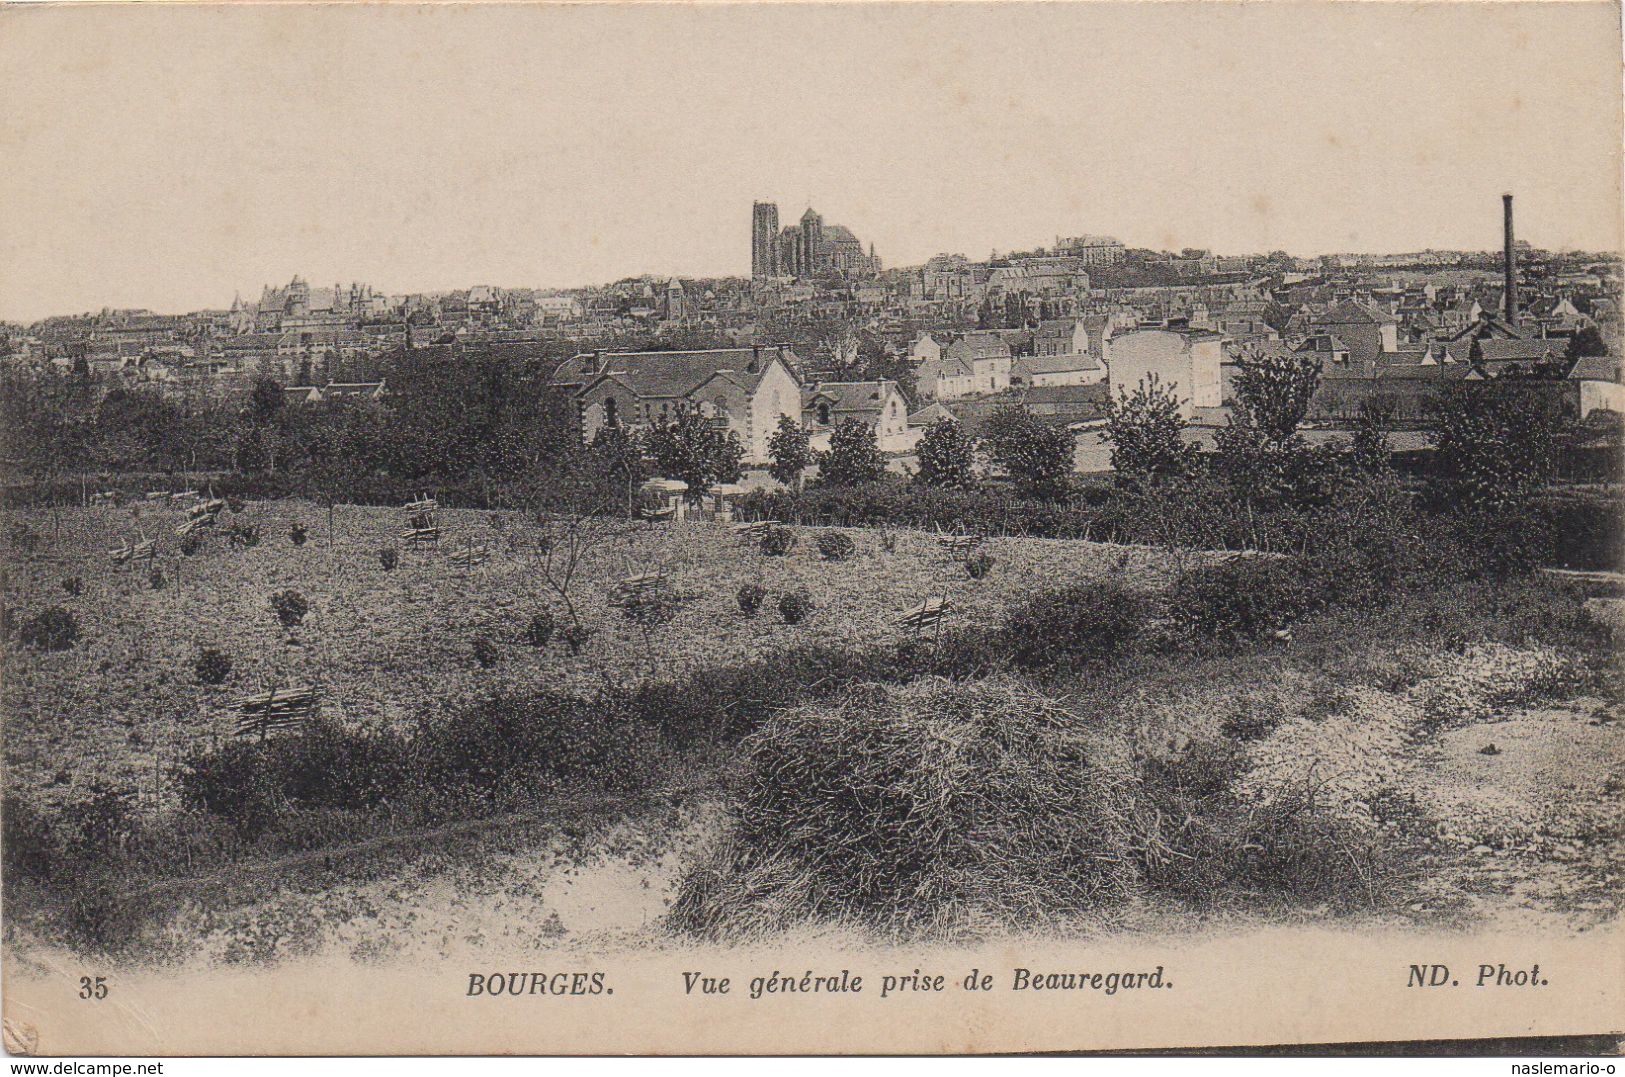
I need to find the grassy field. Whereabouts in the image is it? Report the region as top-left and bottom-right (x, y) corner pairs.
(0, 500), (1202, 808)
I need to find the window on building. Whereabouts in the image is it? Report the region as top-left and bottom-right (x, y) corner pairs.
(817, 402), (831, 425)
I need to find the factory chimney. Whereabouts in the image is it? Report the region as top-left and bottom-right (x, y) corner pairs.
(1502, 193), (1519, 327)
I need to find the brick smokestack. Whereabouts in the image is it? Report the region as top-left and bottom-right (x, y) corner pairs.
(1503, 193), (1519, 327)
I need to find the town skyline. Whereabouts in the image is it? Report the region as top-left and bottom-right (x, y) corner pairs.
(3, 2), (1621, 323)
(4, 206), (1614, 326)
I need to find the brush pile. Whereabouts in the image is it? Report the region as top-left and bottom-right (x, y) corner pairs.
(668, 677), (1138, 939)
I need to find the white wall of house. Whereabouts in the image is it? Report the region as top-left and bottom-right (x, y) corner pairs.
(744, 359), (804, 462)
(1580, 379), (1625, 418)
(1107, 330), (1223, 417)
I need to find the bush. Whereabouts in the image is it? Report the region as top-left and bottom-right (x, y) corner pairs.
(561, 624), (592, 655)
(1168, 556), (1315, 644)
(378, 546), (399, 571)
(194, 647), (233, 685)
(667, 678), (1136, 937)
(19, 606), (79, 651)
(737, 583), (767, 615)
(226, 495), (246, 514)
(60, 576), (83, 597)
(623, 588), (682, 628)
(270, 589), (308, 629)
(964, 551), (994, 580)
(760, 525), (797, 556)
(228, 522), (261, 549)
(989, 581), (1148, 671)
(2, 795), (63, 883)
(815, 529), (855, 562)
(472, 636), (501, 669)
(522, 611), (555, 647)
(779, 589), (814, 625)
(179, 532), (204, 557)
(289, 523), (308, 547)
(148, 568), (166, 590)
(7, 523), (40, 555)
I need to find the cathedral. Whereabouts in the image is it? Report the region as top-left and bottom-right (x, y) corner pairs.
(751, 202), (880, 280)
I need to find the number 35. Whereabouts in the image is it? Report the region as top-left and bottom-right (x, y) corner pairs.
(78, 976), (107, 1000)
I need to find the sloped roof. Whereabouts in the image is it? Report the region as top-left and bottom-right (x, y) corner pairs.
(1316, 298), (1396, 326)
(1476, 338), (1567, 364)
(560, 347), (797, 398)
(1568, 355), (1622, 382)
(803, 380), (901, 415)
(1013, 353), (1102, 378)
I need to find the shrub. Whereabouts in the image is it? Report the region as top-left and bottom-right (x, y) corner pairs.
(60, 576), (83, 597)
(194, 647), (233, 686)
(880, 529), (899, 553)
(412, 693), (660, 805)
(1168, 556), (1315, 644)
(18, 606), (79, 651)
(228, 523), (261, 549)
(472, 636), (501, 669)
(226, 495), (246, 514)
(760, 525), (797, 556)
(378, 546), (399, 571)
(561, 624), (592, 655)
(816, 529), (855, 562)
(289, 523), (308, 547)
(623, 588), (682, 628)
(522, 611), (555, 647)
(2, 795), (62, 884)
(667, 678), (1136, 937)
(737, 583), (767, 615)
(59, 786), (142, 859)
(179, 532), (203, 557)
(270, 589), (309, 629)
(148, 568), (166, 590)
(998, 581), (1148, 671)
(779, 589), (814, 625)
(964, 551), (994, 580)
(7, 523), (40, 555)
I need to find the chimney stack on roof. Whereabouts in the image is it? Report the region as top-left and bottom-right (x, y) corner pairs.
(1503, 194), (1519, 327)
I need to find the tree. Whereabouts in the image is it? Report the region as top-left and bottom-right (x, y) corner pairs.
(1429, 381), (1574, 510)
(1214, 347), (1326, 506)
(1570, 325), (1608, 358)
(1103, 373), (1198, 483)
(913, 419), (977, 488)
(984, 404), (1075, 500)
(645, 411), (744, 503)
(816, 419), (888, 487)
(1349, 399), (1393, 473)
(1227, 346), (1323, 452)
(767, 415), (812, 488)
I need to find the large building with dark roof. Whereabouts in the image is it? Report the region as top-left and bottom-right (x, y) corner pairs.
(751, 203), (881, 280)
(553, 345), (805, 463)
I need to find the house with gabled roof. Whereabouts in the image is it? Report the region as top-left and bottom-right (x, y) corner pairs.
(557, 345), (803, 464)
(802, 379), (911, 446)
(1309, 299), (1399, 366)
(322, 380), (388, 402)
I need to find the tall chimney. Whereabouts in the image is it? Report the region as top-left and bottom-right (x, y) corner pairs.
(1503, 193), (1519, 327)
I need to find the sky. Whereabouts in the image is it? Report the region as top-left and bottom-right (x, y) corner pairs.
(0, 1), (1621, 322)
